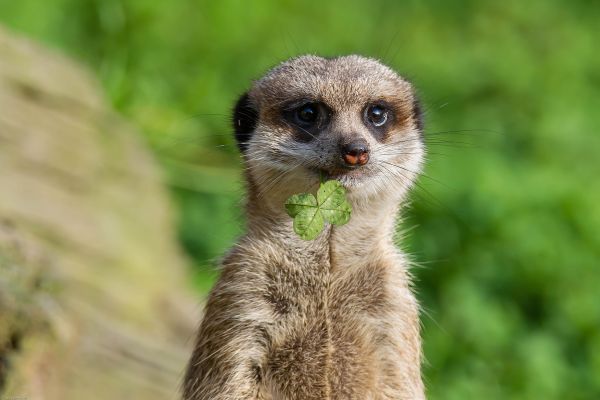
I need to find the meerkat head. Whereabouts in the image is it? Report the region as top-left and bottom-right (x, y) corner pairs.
(233, 55), (424, 209)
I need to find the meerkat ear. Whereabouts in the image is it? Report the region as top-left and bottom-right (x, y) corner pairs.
(412, 95), (424, 133)
(232, 92), (258, 152)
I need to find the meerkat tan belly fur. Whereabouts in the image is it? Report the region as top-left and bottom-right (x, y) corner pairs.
(183, 55), (426, 400)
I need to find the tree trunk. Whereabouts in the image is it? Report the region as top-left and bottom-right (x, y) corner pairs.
(0, 25), (196, 400)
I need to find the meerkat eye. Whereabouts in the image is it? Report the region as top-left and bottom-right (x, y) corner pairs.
(295, 103), (319, 125)
(366, 105), (388, 127)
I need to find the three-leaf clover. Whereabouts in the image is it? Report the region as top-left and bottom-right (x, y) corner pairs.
(284, 180), (352, 240)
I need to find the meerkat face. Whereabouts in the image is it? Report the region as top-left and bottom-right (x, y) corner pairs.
(233, 55), (424, 203)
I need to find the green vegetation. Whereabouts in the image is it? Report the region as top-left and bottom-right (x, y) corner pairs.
(285, 180), (352, 240)
(1, 0), (598, 398)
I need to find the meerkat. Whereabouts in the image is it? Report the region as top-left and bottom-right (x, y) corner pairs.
(183, 55), (426, 400)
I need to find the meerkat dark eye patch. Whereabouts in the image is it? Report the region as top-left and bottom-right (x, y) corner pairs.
(232, 92), (258, 152)
(282, 100), (331, 142)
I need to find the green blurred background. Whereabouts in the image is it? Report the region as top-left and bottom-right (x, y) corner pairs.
(1, 0), (598, 398)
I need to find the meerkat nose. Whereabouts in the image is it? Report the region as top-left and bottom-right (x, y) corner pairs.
(341, 140), (370, 166)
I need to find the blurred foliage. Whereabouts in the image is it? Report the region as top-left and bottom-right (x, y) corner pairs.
(1, 0), (599, 398)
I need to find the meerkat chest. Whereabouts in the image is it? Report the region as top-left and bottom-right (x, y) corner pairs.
(262, 259), (391, 399)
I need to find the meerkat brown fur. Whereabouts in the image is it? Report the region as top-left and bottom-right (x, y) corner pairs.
(183, 55), (426, 400)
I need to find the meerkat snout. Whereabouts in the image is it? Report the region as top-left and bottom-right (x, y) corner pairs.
(340, 139), (370, 167)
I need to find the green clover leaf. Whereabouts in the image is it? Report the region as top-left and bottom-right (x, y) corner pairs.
(317, 180), (352, 225)
(284, 180), (352, 240)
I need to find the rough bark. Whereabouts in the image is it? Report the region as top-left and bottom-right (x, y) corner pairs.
(0, 25), (196, 399)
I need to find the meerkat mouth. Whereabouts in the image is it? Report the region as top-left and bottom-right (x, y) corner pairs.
(313, 166), (373, 187)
